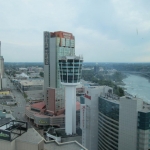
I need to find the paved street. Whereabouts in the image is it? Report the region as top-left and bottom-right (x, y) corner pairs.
(0, 75), (32, 127)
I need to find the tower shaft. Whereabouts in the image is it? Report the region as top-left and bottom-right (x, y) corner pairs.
(65, 85), (77, 134)
(59, 56), (83, 135)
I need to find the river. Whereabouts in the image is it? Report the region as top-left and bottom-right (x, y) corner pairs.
(122, 74), (150, 103)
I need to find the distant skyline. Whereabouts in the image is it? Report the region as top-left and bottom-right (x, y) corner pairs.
(0, 0), (150, 62)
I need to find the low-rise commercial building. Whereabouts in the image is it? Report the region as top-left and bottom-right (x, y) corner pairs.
(18, 79), (43, 92)
(0, 110), (15, 123)
(34, 67), (43, 73)
(29, 73), (41, 78)
(0, 90), (10, 95)
(15, 73), (29, 79)
(28, 67), (43, 73)
(18, 68), (27, 73)
(25, 90), (44, 102)
(25, 101), (80, 128)
(0, 95), (16, 106)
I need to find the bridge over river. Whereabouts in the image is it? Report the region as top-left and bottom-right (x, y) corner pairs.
(120, 71), (150, 78)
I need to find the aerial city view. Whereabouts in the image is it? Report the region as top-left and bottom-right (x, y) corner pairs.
(0, 1), (150, 150)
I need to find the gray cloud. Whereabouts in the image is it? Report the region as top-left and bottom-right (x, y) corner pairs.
(0, 0), (150, 62)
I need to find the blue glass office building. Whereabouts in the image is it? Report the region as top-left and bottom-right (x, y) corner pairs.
(137, 111), (150, 149)
(98, 95), (150, 150)
(98, 97), (119, 150)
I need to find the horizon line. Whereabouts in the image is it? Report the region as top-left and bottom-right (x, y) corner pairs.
(4, 61), (150, 63)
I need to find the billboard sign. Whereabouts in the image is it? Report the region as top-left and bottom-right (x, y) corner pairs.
(84, 90), (91, 100)
(80, 104), (86, 129)
(44, 32), (49, 65)
(62, 32), (72, 39)
(80, 104), (86, 147)
(34, 116), (50, 126)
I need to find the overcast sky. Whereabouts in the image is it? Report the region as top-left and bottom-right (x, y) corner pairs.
(0, 0), (150, 62)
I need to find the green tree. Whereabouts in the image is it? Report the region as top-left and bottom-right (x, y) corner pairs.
(23, 92), (28, 99)
(39, 72), (44, 77)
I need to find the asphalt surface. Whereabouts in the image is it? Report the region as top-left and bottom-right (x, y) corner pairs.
(0, 75), (32, 127)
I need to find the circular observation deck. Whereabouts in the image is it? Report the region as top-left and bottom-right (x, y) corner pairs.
(59, 56), (83, 85)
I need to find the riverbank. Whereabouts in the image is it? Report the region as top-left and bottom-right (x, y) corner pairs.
(115, 81), (126, 86)
(121, 74), (150, 102)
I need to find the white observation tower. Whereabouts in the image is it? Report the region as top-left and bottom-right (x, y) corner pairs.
(59, 56), (83, 135)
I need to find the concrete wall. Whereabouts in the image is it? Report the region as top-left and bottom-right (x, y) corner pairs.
(23, 85), (43, 91)
(0, 56), (4, 78)
(16, 140), (38, 150)
(50, 38), (57, 88)
(38, 140), (44, 150)
(0, 90), (10, 95)
(47, 88), (55, 112)
(2, 78), (7, 89)
(0, 140), (15, 150)
(34, 115), (50, 126)
(0, 78), (1, 90)
(44, 31), (50, 102)
(62, 136), (82, 144)
(44, 35), (57, 102)
(82, 87), (101, 150)
(118, 97), (143, 150)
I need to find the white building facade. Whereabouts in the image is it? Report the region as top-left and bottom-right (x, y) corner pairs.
(80, 86), (113, 150)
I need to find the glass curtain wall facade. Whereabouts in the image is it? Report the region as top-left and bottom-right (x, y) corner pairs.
(98, 97), (119, 150)
(137, 111), (150, 150)
(57, 47), (75, 87)
(59, 56), (83, 83)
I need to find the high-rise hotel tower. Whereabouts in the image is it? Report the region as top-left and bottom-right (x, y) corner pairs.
(0, 41), (4, 90)
(0, 41), (4, 79)
(43, 31), (75, 105)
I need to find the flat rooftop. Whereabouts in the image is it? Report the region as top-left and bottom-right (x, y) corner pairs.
(44, 141), (87, 150)
(16, 128), (43, 144)
(0, 120), (28, 141)
(0, 118), (11, 126)
(19, 79), (44, 86)
(0, 95), (15, 105)
(31, 101), (45, 110)
(100, 92), (120, 104)
(139, 102), (150, 113)
(25, 90), (44, 101)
